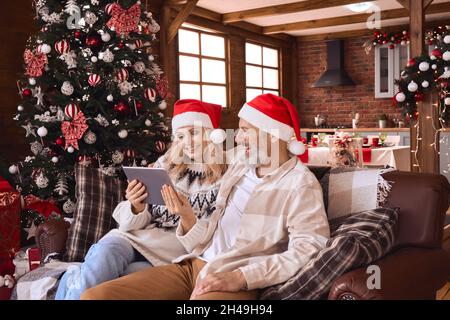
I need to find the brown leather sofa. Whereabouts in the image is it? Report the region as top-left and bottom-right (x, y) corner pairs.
(35, 166), (450, 300)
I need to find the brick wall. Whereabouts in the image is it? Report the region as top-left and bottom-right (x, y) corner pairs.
(297, 36), (403, 128)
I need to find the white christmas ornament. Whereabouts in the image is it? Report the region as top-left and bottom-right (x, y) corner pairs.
(9, 165), (18, 174)
(29, 78), (36, 85)
(133, 61), (146, 73)
(101, 32), (111, 42)
(145, 119), (152, 127)
(39, 44), (51, 54)
(67, 146), (75, 153)
(432, 64), (437, 70)
(421, 80), (429, 88)
(118, 130), (128, 139)
(107, 94), (114, 102)
(84, 11), (98, 25)
(99, 49), (114, 63)
(444, 35), (450, 44)
(37, 126), (48, 137)
(17, 105), (24, 112)
(61, 81), (74, 95)
(91, 56), (98, 63)
(418, 61), (429, 72)
(51, 156), (59, 163)
(83, 131), (97, 144)
(443, 51), (450, 61)
(445, 97), (450, 106)
(112, 150), (124, 164)
(158, 101), (167, 110)
(148, 55), (154, 62)
(408, 81), (418, 92)
(63, 199), (76, 214)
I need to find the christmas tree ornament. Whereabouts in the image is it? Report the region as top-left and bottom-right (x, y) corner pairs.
(118, 81), (133, 95)
(407, 58), (416, 67)
(30, 141), (43, 155)
(408, 81), (418, 92)
(63, 199), (76, 214)
(99, 49), (114, 63)
(35, 172), (49, 189)
(158, 101), (167, 110)
(67, 146), (75, 153)
(54, 40), (70, 54)
(106, 2), (141, 36)
(9, 165), (18, 174)
(148, 55), (154, 62)
(64, 103), (80, 118)
(54, 174), (68, 195)
(88, 74), (101, 86)
(22, 124), (37, 138)
(443, 51), (450, 61)
(22, 88), (32, 97)
(118, 129), (128, 139)
(418, 61), (430, 72)
(431, 49), (442, 59)
(114, 101), (130, 114)
(414, 92), (424, 102)
(61, 81), (74, 95)
(445, 97), (450, 105)
(105, 3), (115, 15)
(74, 30), (82, 39)
(155, 140), (165, 153)
(37, 126), (48, 137)
(134, 39), (143, 48)
(101, 32), (111, 42)
(116, 68), (129, 82)
(135, 100), (143, 111)
(118, 41), (125, 49)
(107, 94), (114, 102)
(55, 137), (64, 146)
(133, 61), (146, 73)
(125, 149), (135, 158)
(144, 88), (156, 102)
(421, 80), (429, 88)
(141, 160), (148, 166)
(29, 78), (36, 85)
(91, 56), (98, 63)
(111, 150), (124, 164)
(145, 119), (152, 127)
(84, 11), (98, 25)
(51, 156), (59, 163)
(86, 33), (102, 49)
(83, 131), (97, 144)
(432, 64), (437, 70)
(17, 105), (24, 112)
(61, 112), (89, 150)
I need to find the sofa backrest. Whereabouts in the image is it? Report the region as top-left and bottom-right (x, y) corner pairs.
(308, 166), (450, 249)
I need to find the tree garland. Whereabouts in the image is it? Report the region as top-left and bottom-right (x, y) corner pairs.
(363, 30), (410, 53)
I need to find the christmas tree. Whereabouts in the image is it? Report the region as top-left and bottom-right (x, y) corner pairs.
(9, 0), (171, 217)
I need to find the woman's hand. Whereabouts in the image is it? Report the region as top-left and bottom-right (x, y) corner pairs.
(190, 270), (247, 299)
(161, 185), (197, 231)
(125, 180), (148, 214)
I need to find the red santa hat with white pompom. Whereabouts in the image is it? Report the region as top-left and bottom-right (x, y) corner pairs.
(238, 93), (306, 156)
(172, 99), (226, 144)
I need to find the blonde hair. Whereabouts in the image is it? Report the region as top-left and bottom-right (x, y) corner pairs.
(164, 128), (227, 185)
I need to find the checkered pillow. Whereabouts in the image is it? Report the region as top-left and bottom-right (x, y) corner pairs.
(63, 165), (126, 262)
(260, 207), (399, 300)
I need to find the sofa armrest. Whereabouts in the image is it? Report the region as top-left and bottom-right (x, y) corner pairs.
(328, 247), (450, 300)
(35, 219), (70, 263)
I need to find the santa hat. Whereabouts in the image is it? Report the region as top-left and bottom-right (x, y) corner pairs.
(238, 94), (305, 155)
(172, 99), (226, 144)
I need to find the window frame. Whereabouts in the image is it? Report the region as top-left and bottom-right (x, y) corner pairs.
(177, 26), (230, 108)
(245, 41), (282, 99)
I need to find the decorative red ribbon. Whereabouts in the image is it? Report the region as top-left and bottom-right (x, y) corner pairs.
(61, 112), (89, 150)
(107, 3), (141, 36)
(23, 49), (48, 78)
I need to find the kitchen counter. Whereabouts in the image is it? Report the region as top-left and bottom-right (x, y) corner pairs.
(302, 128), (410, 133)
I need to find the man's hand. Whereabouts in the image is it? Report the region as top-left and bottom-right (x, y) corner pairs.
(125, 180), (148, 214)
(190, 270), (247, 299)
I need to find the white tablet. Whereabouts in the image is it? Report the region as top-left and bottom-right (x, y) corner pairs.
(122, 166), (175, 206)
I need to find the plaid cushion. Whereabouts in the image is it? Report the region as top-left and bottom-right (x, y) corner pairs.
(63, 165), (126, 262)
(260, 207), (399, 300)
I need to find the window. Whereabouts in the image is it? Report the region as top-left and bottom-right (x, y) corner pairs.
(245, 42), (280, 101)
(178, 26), (228, 107)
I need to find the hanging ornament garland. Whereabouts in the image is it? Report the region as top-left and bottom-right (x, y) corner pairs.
(363, 30), (410, 53)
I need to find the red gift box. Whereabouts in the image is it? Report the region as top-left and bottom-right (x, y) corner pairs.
(27, 247), (41, 271)
(0, 191), (21, 260)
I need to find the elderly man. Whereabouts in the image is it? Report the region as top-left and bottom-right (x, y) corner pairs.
(81, 93), (330, 300)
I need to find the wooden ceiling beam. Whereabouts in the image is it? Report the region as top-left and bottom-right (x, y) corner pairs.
(264, 1), (450, 34)
(222, 0), (377, 23)
(167, 0), (199, 44)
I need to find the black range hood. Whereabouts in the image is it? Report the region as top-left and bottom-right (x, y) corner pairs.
(312, 39), (355, 88)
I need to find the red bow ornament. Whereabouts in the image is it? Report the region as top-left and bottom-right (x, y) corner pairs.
(23, 49), (48, 78)
(107, 3), (141, 36)
(61, 112), (89, 150)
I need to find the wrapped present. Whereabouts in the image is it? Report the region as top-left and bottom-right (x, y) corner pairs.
(27, 247), (41, 271)
(12, 251), (29, 278)
(0, 191), (21, 260)
(23, 195), (62, 219)
(0, 177), (14, 192)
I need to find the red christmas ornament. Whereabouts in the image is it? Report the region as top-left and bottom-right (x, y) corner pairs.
(388, 44), (395, 49)
(135, 101), (143, 111)
(54, 40), (70, 54)
(105, 3), (115, 15)
(114, 101), (130, 114)
(431, 49), (442, 59)
(65, 103), (80, 118)
(155, 141), (166, 153)
(56, 137), (64, 146)
(86, 34), (101, 48)
(414, 92), (424, 102)
(88, 74), (101, 87)
(22, 88), (32, 97)
(144, 88), (157, 102)
(125, 149), (135, 158)
(134, 39), (143, 48)
(118, 41), (125, 49)
(407, 58), (416, 67)
(74, 30), (82, 39)
(116, 68), (129, 82)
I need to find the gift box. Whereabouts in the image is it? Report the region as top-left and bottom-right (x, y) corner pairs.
(0, 187), (21, 260)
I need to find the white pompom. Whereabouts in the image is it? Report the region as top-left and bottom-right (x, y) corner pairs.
(9, 165), (18, 174)
(209, 129), (226, 144)
(288, 139), (306, 155)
